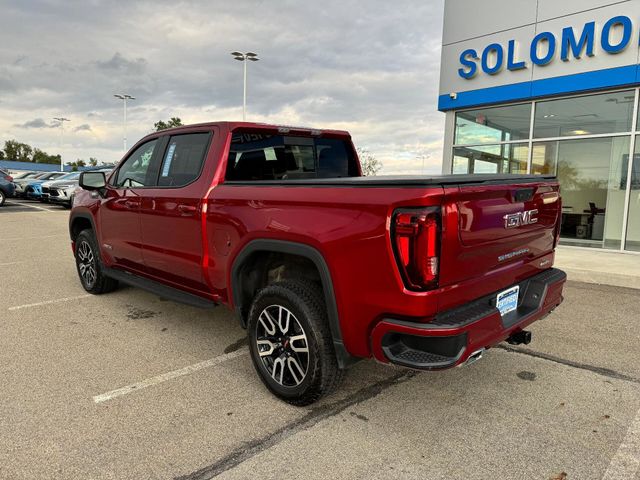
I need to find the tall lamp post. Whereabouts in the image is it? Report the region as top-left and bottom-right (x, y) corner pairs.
(114, 93), (135, 153)
(53, 117), (70, 171)
(230, 52), (259, 120)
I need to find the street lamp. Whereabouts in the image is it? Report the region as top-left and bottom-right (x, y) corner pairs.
(114, 93), (135, 153)
(230, 52), (259, 121)
(53, 117), (70, 172)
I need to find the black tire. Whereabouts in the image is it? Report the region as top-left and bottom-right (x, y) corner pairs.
(74, 229), (119, 294)
(247, 280), (343, 406)
(0, 190), (5, 206)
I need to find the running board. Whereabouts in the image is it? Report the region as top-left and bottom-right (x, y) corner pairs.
(104, 267), (217, 310)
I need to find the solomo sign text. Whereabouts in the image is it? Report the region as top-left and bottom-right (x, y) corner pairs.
(458, 15), (636, 79)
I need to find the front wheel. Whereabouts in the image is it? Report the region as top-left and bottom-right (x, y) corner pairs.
(74, 229), (118, 294)
(0, 190), (5, 206)
(247, 280), (343, 406)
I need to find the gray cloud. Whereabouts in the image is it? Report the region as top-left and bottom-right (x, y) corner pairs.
(14, 118), (57, 129)
(74, 123), (92, 132)
(96, 53), (147, 74)
(0, 0), (445, 173)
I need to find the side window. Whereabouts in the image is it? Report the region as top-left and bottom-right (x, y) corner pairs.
(157, 133), (210, 187)
(114, 139), (158, 188)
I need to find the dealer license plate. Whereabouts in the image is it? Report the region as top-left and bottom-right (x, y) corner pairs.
(496, 285), (519, 316)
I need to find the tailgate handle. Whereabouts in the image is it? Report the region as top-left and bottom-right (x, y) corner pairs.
(514, 188), (534, 202)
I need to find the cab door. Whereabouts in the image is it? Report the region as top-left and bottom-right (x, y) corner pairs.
(138, 131), (214, 293)
(99, 138), (162, 273)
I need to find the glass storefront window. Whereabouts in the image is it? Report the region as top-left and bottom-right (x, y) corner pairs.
(624, 137), (640, 252)
(454, 104), (531, 145)
(452, 143), (528, 174)
(534, 91), (634, 138)
(542, 136), (630, 249)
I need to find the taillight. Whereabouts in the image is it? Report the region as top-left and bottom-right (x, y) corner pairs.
(391, 207), (440, 291)
(5, 175), (13, 182)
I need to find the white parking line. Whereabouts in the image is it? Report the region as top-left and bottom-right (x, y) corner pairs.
(1, 234), (67, 241)
(0, 261), (24, 266)
(6, 201), (53, 212)
(8, 294), (92, 311)
(93, 347), (249, 403)
(603, 406), (640, 479)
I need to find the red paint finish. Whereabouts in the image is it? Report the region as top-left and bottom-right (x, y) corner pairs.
(71, 121), (566, 369)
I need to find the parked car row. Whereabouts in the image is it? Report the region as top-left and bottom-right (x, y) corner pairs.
(0, 168), (16, 206)
(0, 167), (113, 208)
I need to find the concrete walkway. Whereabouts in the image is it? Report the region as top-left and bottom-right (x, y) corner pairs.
(555, 245), (640, 290)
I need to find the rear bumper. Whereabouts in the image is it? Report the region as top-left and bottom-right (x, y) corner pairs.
(370, 268), (566, 369)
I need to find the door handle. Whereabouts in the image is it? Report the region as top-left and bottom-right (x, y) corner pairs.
(124, 200), (139, 209)
(177, 204), (197, 214)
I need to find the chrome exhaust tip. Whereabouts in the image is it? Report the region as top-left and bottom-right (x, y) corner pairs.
(461, 348), (485, 367)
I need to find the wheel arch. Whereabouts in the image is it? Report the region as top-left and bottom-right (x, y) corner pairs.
(231, 239), (356, 368)
(69, 211), (96, 242)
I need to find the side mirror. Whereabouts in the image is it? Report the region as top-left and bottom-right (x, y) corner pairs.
(79, 171), (106, 191)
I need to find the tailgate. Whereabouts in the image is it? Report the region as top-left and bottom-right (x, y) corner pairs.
(439, 180), (560, 287)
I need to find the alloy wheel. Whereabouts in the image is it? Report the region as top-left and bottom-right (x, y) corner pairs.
(77, 240), (97, 288)
(255, 304), (310, 387)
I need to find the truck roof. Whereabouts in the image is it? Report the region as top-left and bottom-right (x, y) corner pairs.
(155, 121), (351, 137)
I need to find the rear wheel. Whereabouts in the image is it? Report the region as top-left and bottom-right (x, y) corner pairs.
(0, 190), (5, 206)
(74, 229), (118, 294)
(247, 280), (343, 406)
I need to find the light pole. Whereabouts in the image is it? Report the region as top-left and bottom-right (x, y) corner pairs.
(230, 52), (259, 120)
(114, 93), (135, 153)
(53, 117), (70, 171)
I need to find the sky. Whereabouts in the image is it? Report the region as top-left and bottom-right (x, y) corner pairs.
(0, 0), (445, 174)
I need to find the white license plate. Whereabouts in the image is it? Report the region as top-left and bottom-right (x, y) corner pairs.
(496, 285), (519, 316)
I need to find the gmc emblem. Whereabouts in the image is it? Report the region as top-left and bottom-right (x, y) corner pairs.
(503, 209), (538, 229)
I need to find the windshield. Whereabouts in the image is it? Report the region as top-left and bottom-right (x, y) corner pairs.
(58, 172), (80, 181)
(14, 172), (35, 179)
(226, 131), (358, 181)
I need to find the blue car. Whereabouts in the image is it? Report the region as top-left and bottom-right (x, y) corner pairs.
(24, 172), (67, 200)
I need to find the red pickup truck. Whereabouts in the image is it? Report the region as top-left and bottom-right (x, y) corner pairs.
(70, 122), (566, 405)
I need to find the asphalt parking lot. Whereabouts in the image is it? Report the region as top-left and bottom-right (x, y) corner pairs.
(1, 202), (639, 480)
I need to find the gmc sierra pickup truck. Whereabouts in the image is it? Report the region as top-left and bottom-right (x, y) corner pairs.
(70, 122), (566, 405)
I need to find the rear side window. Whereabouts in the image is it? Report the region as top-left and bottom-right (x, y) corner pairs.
(157, 133), (211, 187)
(225, 132), (357, 181)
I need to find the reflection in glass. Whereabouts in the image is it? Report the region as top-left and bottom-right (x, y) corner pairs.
(624, 137), (640, 251)
(455, 104), (531, 145)
(452, 144), (528, 174)
(534, 91), (634, 138)
(546, 136), (630, 249)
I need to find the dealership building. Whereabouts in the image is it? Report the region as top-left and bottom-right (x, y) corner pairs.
(439, 0), (640, 252)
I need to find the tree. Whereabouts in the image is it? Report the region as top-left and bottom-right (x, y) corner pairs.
(154, 117), (183, 131)
(4, 140), (33, 162)
(357, 147), (383, 176)
(66, 159), (87, 171)
(88, 157), (98, 167)
(32, 148), (62, 165)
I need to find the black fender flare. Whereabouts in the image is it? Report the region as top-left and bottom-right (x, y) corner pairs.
(68, 211), (97, 241)
(231, 239), (356, 368)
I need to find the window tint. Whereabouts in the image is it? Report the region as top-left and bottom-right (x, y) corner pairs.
(534, 90), (634, 138)
(226, 132), (357, 181)
(115, 139), (158, 187)
(452, 143), (528, 174)
(158, 133), (210, 187)
(455, 104), (531, 145)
